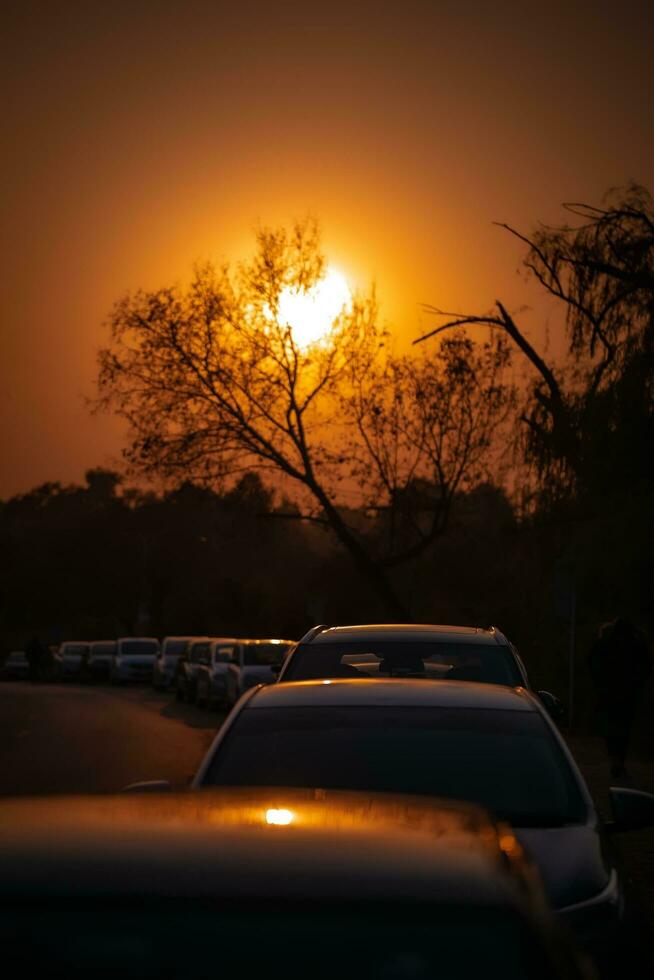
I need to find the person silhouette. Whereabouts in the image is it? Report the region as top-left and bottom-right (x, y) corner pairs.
(25, 635), (46, 684)
(588, 617), (651, 777)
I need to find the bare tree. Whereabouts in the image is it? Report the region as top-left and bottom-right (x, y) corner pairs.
(415, 183), (654, 505)
(96, 220), (513, 617)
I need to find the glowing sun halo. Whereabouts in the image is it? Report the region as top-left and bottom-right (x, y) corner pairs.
(277, 267), (351, 348)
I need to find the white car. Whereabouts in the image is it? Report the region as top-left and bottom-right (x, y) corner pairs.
(223, 639), (294, 706)
(152, 636), (195, 690)
(57, 641), (90, 679)
(110, 637), (160, 684)
(194, 638), (239, 708)
(87, 641), (116, 681)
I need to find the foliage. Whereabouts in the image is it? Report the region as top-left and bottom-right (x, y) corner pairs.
(418, 183), (654, 510)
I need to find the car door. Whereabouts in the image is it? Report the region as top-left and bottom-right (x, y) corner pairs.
(226, 645), (243, 705)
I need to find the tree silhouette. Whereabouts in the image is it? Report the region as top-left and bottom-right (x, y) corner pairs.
(96, 220), (513, 617)
(416, 183), (654, 509)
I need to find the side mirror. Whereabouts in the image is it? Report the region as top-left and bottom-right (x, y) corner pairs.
(123, 780), (172, 793)
(608, 787), (654, 832)
(537, 690), (564, 721)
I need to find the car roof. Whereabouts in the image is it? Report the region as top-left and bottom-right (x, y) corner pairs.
(249, 677), (535, 711)
(303, 624), (509, 645)
(239, 638), (296, 644)
(0, 788), (529, 905)
(118, 636), (159, 642)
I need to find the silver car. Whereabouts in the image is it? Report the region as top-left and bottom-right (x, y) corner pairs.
(152, 636), (195, 690)
(193, 677), (654, 976)
(223, 639), (294, 707)
(87, 640), (116, 681)
(195, 638), (239, 709)
(277, 624), (562, 718)
(57, 641), (90, 680)
(110, 637), (160, 684)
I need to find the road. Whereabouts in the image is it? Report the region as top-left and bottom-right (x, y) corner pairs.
(0, 682), (223, 795)
(0, 681), (653, 929)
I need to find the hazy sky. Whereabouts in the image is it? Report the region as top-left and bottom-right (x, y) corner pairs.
(1, 0), (652, 497)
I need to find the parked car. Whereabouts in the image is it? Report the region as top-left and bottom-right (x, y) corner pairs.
(56, 641), (91, 680)
(174, 637), (210, 702)
(110, 637), (160, 684)
(192, 678), (653, 976)
(0, 651), (29, 681)
(152, 636), (194, 690)
(86, 641), (116, 682)
(0, 789), (593, 979)
(224, 639), (294, 706)
(277, 624), (563, 716)
(194, 638), (239, 708)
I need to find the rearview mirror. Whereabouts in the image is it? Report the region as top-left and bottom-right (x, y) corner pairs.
(537, 690), (564, 721)
(123, 780), (172, 793)
(608, 787), (654, 832)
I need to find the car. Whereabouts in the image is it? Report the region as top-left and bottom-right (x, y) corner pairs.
(277, 624), (562, 715)
(194, 637), (239, 709)
(0, 651), (29, 680)
(152, 636), (194, 690)
(174, 637), (210, 702)
(224, 638), (294, 706)
(192, 678), (653, 976)
(0, 789), (593, 979)
(110, 637), (160, 684)
(86, 640), (116, 682)
(56, 641), (91, 680)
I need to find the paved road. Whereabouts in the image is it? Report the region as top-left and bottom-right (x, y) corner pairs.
(0, 683), (222, 795)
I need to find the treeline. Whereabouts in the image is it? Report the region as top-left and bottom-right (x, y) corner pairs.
(2, 464), (652, 729)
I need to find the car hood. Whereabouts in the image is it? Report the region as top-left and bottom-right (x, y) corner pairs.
(516, 824), (610, 909)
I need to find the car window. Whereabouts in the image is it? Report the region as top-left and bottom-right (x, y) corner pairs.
(284, 642), (522, 686)
(120, 641), (159, 657)
(163, 640), (189, 658)
(242, 644), (288, 666)
(205, 706), (586, 827)
(190, 643), (210, 663)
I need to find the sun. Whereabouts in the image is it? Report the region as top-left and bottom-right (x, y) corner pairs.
(277, 267), (352, 348)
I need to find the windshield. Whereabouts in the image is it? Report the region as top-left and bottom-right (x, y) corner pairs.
(190, 643), (210, 663)
(205, 706), (586, 826)
(283, 641), (522, 686)
(2, 901), (553, 980)
(214, 646), (235, 663)
(243, 644), (288, 666)
(120, 641), (158, 657)
(162, 640), (189, 658)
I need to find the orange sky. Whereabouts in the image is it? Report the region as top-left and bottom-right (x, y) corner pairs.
(1, 0), (653, 498)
